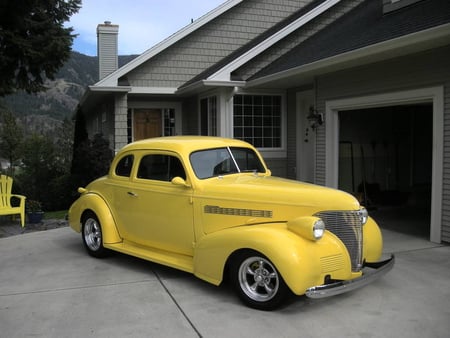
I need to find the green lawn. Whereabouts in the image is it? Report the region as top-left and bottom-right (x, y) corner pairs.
(44, 210), (67, 220)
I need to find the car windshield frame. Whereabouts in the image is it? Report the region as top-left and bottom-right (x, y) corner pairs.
(190, 147), (266, 179)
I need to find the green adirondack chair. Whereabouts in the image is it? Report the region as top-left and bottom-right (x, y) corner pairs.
(0, 175), (26, 227)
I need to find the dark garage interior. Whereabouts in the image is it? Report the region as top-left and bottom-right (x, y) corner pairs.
(338, 104), (432, 239)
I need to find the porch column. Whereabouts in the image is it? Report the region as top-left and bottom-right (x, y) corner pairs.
(114, 93), (128, 152)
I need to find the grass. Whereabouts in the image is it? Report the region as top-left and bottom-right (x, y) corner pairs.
(44, 210), (67, 220)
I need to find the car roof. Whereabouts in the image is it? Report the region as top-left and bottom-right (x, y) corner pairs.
(118, 136), (255, 155)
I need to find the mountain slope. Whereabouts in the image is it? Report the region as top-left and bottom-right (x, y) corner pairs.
(2, 52), (137, 120)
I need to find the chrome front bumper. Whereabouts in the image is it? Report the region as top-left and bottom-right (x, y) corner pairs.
(305, 255), (395, 299)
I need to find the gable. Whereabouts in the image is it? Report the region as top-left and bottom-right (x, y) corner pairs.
(100, 0), (313, 90)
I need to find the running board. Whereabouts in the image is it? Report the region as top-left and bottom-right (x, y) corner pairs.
(105, 241), (194, 273)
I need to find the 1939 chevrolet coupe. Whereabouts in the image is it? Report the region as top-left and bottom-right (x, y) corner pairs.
(69, 136), (394, 310)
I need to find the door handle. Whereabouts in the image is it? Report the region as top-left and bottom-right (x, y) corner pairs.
(127, 191), (138, 197)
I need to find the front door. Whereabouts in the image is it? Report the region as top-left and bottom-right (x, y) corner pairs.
(113, 152), (194, 256)
(134, 109), (162, 140)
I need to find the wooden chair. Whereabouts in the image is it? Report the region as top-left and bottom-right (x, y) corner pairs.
(0, 175), (26, 227)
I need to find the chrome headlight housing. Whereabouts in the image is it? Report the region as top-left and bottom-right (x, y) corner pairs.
(357, 207), (369, 225)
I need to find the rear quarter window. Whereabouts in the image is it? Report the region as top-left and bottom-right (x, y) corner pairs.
(115, 155), (134, 177)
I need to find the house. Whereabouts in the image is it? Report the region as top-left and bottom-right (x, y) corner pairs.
(78, 0), (450, 243)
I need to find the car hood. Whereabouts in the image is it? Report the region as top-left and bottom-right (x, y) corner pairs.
(196, 174), (360, 214)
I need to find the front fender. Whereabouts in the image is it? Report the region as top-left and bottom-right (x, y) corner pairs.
(193, 223), (352, 295)
(68, 193), (121, 244)
(363, 216), (383, 262)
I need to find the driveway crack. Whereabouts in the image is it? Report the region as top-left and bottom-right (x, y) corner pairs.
(153, 270), (203, 338)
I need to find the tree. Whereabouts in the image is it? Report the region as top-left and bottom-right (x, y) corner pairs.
(19, 133), (57, 201)
(0, 0), (81, 96)
(71, 107), (113, 197)
(0, 109), (23, 176)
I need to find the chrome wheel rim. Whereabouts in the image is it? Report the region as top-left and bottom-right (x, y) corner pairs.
(83, 218), (102, 251)
(238, 256), (279, 302)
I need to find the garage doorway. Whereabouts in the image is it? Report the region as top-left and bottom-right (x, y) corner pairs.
(338, 104), (432, 238)
(325, 87), (444, 243)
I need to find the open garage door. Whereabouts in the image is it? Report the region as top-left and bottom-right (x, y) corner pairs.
(338, 104), (432, 238)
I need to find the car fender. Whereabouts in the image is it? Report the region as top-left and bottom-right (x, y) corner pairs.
(68, 193), (122, 244)
(363, 216), (383, 262)
(193, 223), (352, 295)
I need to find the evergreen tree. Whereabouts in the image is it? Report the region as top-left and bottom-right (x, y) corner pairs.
(0, 109), (23, 176)
(0, 0), (81, 96)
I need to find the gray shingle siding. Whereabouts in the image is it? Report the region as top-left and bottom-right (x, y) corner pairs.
(124, 0), (316, 88)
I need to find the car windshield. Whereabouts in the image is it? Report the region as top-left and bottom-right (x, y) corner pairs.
(190, 147), (266, 179)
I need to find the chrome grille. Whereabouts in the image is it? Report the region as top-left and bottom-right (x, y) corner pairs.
(315, 211), (363, 272)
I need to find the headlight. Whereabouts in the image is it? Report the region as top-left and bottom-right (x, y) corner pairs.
(313, 219), (325, 240)
(287, 216), (325, 241)
(358, 207), (368, 225)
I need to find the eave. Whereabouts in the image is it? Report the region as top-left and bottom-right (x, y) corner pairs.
(247, 23), (450, 89)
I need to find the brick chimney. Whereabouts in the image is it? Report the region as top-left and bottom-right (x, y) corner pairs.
(97, 21), (119, 81)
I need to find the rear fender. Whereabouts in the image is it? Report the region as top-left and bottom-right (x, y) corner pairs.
(69, 193), (121, 244)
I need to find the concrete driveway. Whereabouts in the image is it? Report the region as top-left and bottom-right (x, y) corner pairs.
(0, 227), (449, 338)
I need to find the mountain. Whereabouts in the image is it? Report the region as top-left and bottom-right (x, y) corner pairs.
(1, 52), (138, 121)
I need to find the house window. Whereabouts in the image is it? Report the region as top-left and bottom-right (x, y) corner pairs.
(163, 108), (176, 136)
(127, 109), (132, 143)
(233, 94), (282, 148)
(200, 96), (217, 136)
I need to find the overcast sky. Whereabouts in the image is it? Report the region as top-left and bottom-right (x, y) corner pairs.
(68, 0), (227, 56)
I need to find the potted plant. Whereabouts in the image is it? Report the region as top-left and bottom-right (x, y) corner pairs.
(26, 200), (44, 224)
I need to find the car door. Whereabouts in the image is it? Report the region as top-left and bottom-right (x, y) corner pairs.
(113, 151), (194, 256)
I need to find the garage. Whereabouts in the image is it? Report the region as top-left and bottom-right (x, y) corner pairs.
(338, 104), (432, 239)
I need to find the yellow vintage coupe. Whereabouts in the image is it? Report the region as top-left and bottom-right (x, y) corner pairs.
(69, 136), (394, 310)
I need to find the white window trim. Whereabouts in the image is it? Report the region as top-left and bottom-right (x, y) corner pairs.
(325, 86), (444, 243)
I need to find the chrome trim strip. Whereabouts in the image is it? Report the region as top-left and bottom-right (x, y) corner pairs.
(204, 205), (273, 218)
(305, 255), (395, 299)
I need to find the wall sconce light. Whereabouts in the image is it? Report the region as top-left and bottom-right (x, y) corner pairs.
(307, 106), (323, 131)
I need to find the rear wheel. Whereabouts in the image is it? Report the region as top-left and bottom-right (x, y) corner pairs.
(230, 250), (289, 310)
(82, 212), (108, 258)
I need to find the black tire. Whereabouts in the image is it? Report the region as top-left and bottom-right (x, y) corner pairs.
(230, 250), (290, 311)
(81, 212), (108, 258)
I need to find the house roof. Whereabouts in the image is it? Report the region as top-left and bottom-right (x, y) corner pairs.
(250, 0), (450, 82)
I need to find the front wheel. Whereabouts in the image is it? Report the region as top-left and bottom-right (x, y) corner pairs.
(230, 250), (290, 310)
(81, 212), (108, 258)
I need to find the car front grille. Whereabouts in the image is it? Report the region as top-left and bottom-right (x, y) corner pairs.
(315, 211), (363, 272)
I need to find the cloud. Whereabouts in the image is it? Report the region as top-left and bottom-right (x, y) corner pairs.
(68, 0), (226, 55)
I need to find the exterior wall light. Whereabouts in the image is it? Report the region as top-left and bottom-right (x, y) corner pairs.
(307, 106), (324, 131)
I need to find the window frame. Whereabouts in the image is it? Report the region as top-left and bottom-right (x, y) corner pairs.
(232, 92), (286, 158)
(199, 95), (218, 136)
(136, 153), (186, 182)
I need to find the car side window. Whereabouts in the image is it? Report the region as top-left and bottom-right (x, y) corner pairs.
(115, 155), (134, 177)
(137, 155), (186, 181)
